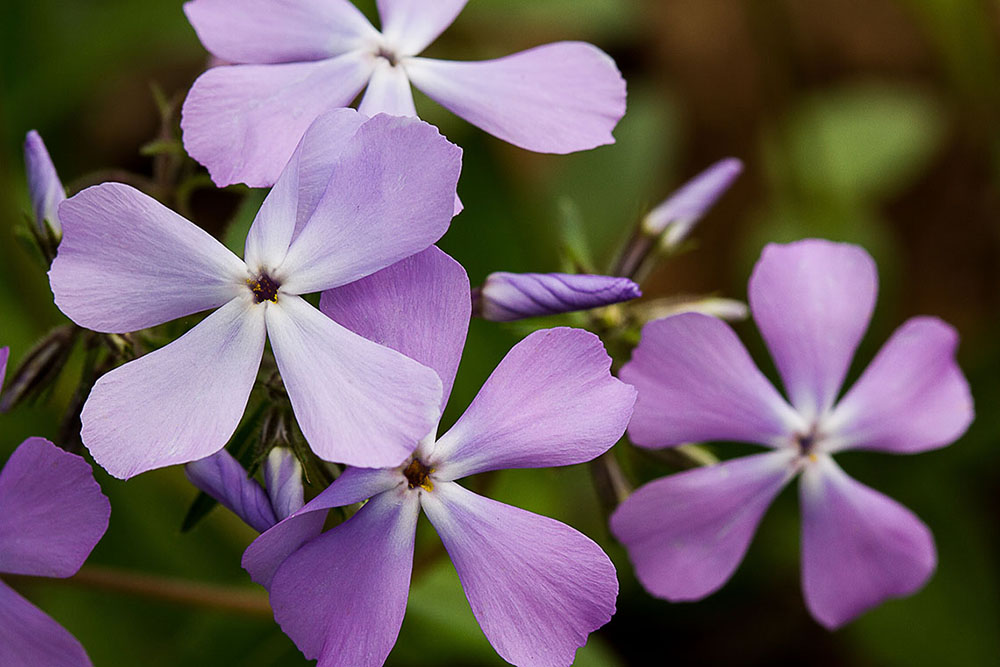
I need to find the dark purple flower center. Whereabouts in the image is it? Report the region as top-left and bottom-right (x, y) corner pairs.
(376, 45), (400, 66)
(403, 458), (433, 491)
(796, 430), (818, 457)
(248, 273), (280, 304)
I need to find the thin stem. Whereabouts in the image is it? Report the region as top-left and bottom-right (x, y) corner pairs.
(9, 565), (272, 618)
(590, 450), (632, 515)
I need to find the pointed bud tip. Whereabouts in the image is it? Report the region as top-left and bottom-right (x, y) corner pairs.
(23, 130), (66, 239)
(644, 157), (743, 240)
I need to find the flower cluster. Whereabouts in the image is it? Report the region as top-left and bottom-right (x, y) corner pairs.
(3, 1), (975, 666)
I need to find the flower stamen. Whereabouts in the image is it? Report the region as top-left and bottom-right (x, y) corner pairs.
(403, 458), (433, 491)
(248, 273), (280, 303)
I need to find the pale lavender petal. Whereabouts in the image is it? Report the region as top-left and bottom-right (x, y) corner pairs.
(824, 317), (973, 454)
(82, 297), (266, 479)
(800, 456), (936, 629)
(476, 272), (641, 322)
(748, 240), (878, 422)
(266, 295), (441, 468)
(50, 183), (247, 333)
(430, 328), (635, 481)
(643, 158), (743, 243)
(320, 246), (470, 408)
(357, 60), (417, 117)
(377, 0), (467, 56)
(423, 481), (617, 667)
(264, 448), (304, 521)
(405, 42), (626, 154)
(620, 313), (804, 449)
(243, 467), (401, 587)
(24, 130), (66, 237)
(185, 449), (276, 533)
(0, 581), (92, 667)
(181, 53), (374, 188)
(269, 488), (419, 666)
(184, 0), (378, 64)
(0, 438), (109, 578)
(243, 108), (368, 273)
(610, 450), (796, 601)
(276, 114), (461, 294)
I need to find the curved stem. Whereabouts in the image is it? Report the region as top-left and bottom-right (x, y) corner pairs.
(9, 565), (272, 618)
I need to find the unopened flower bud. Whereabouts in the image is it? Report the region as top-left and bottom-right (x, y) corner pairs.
(0, 326), (77, 413)
(185, 449), (277, 533)
(632, 296), (749, 326)
(475, 272), (641, 322)
(24, 130), (66, 241)
(642, 158), (743, 246)
(264, 447), (305, 521)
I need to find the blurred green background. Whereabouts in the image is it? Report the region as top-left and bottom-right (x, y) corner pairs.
(2, 0), (1000, 665)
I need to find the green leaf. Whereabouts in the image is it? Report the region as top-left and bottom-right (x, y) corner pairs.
(784, 83), (946, 202)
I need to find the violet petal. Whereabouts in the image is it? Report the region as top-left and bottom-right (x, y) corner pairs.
(610, 450), (795, 601)
(799, 455), (936, 629)
(320, 246), (470, 410)
(0, 438), (109, 578)
(431, 327), (635, 480)
(422, 481), (617, 667)
(405, 42), (626, 154)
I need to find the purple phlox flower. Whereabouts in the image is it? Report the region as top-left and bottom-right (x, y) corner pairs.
(643, 158), (742, 245)
(0, 437), (111, 666)
(241, 247), (637, 667)
(610, 239), (973, 629)
(474, 271), (641, 322)
(181, 0), (627, 188)
(48, 109), (461, 479)
(24, 130), (67, 240)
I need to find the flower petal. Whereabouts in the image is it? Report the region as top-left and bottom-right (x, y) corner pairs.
(476, 272), (641, 322)
(431, 327), (635, 480)
(320, 246), (470, 409)
(184, 0), (378, 64)
(748, 240), (878, 421)
(423, 481), (617, 667)
(276, 114), (461, 294)
(24, 130), (66, 237)
(0, 580), (92, 667)
(181, 53), (374, 188)
(264, 448), (305, 522)
(242, 467), (400, 587)
(620, 313), (804, 449)
(799, 456), (936, 629)
(357, 60), (417, 117)
(405, 42), (626, 154)
(243, 108), (368, 273)
(610, 450), (796, 601)
(82, 296), (266, 479)
(50, 183), (247, 333)
(0, 438), (109, 578)
(824, 317), (973, 454)
(377, 0), (467, 56)
(269, 488), (419, 666)
(266, 295), (442, 467)
(185, 449), (277, 533)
